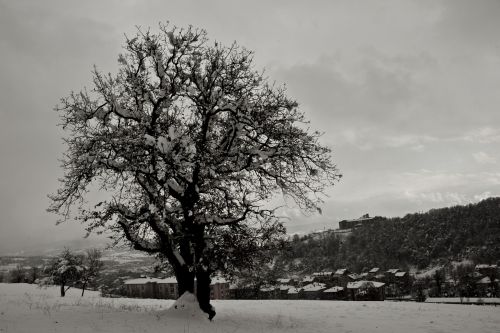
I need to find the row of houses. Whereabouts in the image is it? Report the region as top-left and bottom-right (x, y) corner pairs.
(122, 264), (498, 301)
(246, 280), (386, 301)
(243, 267), (408, 301)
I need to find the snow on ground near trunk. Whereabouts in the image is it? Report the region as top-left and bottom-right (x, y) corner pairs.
(1, 284), (500, 332)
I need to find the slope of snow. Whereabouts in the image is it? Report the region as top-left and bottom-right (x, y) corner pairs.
(1, 283), (500, 332)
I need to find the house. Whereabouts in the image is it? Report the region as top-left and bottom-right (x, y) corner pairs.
(210, 277), (230, 299)
(322, 286), (346, 300)
(278, 285), (294, 299)
(230, 284), (258, 299)
(348, 273), (360, 281)
(276, 278), (292, 285)
(301, 282), (326, 300)
(259, 285), (279, 299)
(475, 264), (498, 277)
(312, 271), (334, 283)
(124, 276), (230, 300)
(333, 268), (351, 287)
(347, 280), (385, 301)
(287, 287), (301, 300)
(301, 275), (315, 285)
(124, 277), (178, 299)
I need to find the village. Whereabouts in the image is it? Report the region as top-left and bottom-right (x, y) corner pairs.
(122, 264), (500, 303)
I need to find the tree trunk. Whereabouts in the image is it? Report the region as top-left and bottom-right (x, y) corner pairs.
(60, 283), (66, 297)
(174, 267), (195, 296)
(196, 270), (216, 320)
(81, 282), (86, 296)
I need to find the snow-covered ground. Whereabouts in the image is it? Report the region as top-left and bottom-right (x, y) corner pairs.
(1, 283), (500, 333)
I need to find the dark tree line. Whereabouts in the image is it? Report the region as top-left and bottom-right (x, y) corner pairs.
(281, 198), (500, 274)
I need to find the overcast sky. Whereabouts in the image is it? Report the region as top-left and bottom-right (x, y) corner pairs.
(1, 0), (500, 254)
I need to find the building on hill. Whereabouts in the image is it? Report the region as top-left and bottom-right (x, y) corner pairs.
(338, 214), (383, 230)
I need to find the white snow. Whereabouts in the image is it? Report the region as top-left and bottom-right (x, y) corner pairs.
(2, 283), (500, 332)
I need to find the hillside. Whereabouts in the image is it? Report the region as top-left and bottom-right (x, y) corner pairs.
(281, 197), (500, 273)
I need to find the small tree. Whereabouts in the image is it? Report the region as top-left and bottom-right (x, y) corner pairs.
(28, 266), (40, 284)
(45, 249), (83, 297)
(80, 248), (104, 296)
(9, 265), (26, 283)
(49, 23), (340, 318)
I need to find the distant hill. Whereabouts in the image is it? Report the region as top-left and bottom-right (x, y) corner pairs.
(280, 197), (500, 274)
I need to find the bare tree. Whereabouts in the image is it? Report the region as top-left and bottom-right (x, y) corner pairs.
(80, 248), (104, 296)
(9, 265), (26, 283)
(49, 23), (340, 319)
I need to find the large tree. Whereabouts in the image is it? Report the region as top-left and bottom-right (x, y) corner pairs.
(49, 24), (340, 319)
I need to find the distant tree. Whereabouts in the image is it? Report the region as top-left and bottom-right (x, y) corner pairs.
(49, 24), (340, 318)
(0, 271), (4, 282)
(9, 265), (26, 283)
(80, 248), (104, 296)
(432, 269), (444, 297)
(44, 249), (83, 297)
(28, 266), (40, 284)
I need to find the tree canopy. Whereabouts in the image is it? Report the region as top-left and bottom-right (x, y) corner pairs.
(49, 23), (340, 318)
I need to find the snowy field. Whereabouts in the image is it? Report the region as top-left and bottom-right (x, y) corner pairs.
(1, 284), (500, 332)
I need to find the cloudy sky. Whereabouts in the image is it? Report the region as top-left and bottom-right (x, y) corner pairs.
(1, 0), (500, 254)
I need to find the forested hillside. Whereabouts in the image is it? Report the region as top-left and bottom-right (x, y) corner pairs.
(280, 197), (500, 273)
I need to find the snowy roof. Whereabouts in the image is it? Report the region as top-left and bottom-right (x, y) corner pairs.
(313, 271), (333, 277)
(360, 272), (369, 277)
(124, 277), (177, 285)
(369, 267), (380, 273)
(277, 278), (291, 284)
(334, 268), (348, 275)
(323, 286), (344, 293)
(477, 276), (492, 284)
(211, 277), (228, 284)
(259, 285), (277, 292)
(302, 276), (314, 282)
(302, 283), (326, 292)
(348, 273), (359, 280)
(287, 287), (301, 294)
(475, 264), (498, 269)
(347, 281), (385, 289)
(279, 285), (294, 291)
(386, 269), (400, 274)
(395, 272), (407, 277)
